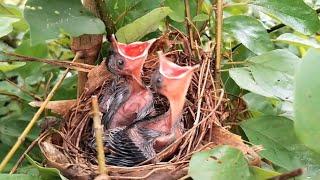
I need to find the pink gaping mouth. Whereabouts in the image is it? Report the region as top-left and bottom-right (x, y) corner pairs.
(158, 51), (197, 79)
(118, 42), (149, 57)
(160, 60), (190, 78)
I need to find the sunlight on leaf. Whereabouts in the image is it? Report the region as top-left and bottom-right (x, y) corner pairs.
(116, 7), (172, 43)
(243, 93), (293, 119)
(276, 33), (320, 49)
(0, 17), (19, 38)
(241, 116), (320, 178)
(251, 0), (320, 35)
(0, 62), (26, 72)
(230, 50), (301, 101)
(224, 15), (274, 55)
(189, 146), (251, 180)
(24, 0), (105, 44)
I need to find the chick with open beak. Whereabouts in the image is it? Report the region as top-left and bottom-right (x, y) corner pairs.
(101, 35), (157, 129)
(105, 51), (199, 166)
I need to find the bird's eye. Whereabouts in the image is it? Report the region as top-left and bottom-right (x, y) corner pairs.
(156, 77), (162, 84)
(154, 75), (163, 89)
(117, 59), (124, 69)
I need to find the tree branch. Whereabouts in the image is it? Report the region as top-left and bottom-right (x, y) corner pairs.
(91, 96), (109, 178)
(268, 168), (303, 180)
(3, 52), (94, 72)
(214, 0), (223, 89)
(94, 0), (115, 39)
(185, 0), (195, 51)
(72, 0), (104, 96)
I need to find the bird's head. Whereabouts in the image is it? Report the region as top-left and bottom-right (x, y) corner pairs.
(151, 51), (199, 102)
(107, 35), (156, 81)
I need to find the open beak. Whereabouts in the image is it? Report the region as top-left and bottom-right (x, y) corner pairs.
(158, 51), (199, 81)
(156, 51), (199, 100)
(110, 34), (157, 80)
(110, 34), (156, 61)
(155, 51), (199, 127)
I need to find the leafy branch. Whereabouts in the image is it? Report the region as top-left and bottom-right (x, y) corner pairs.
(0, 52), (83, 172)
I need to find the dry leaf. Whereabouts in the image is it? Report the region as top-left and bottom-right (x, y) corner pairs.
(29, 100), (77, 116)
(209, 125), (261, 165)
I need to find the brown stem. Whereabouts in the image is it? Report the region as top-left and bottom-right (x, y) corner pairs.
(184, 0), (195, 51)
(268, 168), (303, 180)
(214, 0), (223, 89)
(94, 0), (115, 38)
(194, 0), (204, 41)
(72, 0), (104, 96)
(3, 52), (94, 72)
(91, 96), (109, 178)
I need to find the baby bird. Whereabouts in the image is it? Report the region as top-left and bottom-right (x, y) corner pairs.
(100, 35), (157, 129)
(106, 51), (199, 166)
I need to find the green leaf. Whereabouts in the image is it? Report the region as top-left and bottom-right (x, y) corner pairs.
(243, 93), (293, 119)
(0, 81), (33, 101)
(241, 116), (320, 178)
(54, 74), (77, 100)
(0, 119), (40, 145)
(0, 4), (29, 32)
(0, 174), (40, 180)
(229, 68), (272, 97)
(0, 143), (24, 172)
(116, 7), (172, 43)
(11, 39), (49, 84)
(230, 50), (301, 101)
(106, 0), (164, 28)
(15, 39), (48, 58)
(164, 0), (185, 22)
(249, 166), (280, 180)
(24, 0), (105, 44)
(224, 15), (274, 55)
(251, 0), (320, 35)
(276, 33), (320, 49)
(192, 13), (209, 22)
(0, 62), (26, 72)
(26, 155), (68, 180)
(224, 3), (248, 16)
(189, 146), (251, 180)
(0, 17), (19, 38)
(294, 48), (320, 153)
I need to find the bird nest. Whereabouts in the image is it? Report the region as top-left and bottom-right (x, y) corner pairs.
(37, 32), (260, 179)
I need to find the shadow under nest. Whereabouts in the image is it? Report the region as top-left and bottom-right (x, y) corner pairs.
(37, 32), (260, 179)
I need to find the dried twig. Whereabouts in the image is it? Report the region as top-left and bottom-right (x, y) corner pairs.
(268, 168), (303, 180)
(91, 95), (108, 177)
(0, 52), (82, 172)
(2, 52), (94, 72)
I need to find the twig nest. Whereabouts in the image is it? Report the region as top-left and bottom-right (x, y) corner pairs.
(38, 32), (260, 179)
